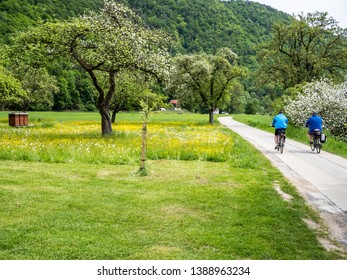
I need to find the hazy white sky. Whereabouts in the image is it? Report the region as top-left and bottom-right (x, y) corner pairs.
(251, 0), (347, 28)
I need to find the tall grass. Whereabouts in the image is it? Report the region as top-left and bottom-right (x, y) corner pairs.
(0, 118), (233, 165)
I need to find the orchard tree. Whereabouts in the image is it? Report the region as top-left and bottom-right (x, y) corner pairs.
(256, 12), (347, 89)
(284, 78), (347, 141)
(19, 67), (59, 111)
(110, 70), (166, 123)
(6, 56), (59, 111)
(0, 66), (28, 110)
(13, 0), (172, 135)
(170, 48), (247, 124)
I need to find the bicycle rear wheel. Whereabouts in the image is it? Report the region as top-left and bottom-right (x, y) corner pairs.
(316, 140), (321, 153)
(278, 134), (284, 153)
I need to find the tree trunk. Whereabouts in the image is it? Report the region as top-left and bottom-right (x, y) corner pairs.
(111, 109), (117, 123)
(86, 69), (115, 135)
(99, 107), (113, 135)
(209, 109), (214, 124)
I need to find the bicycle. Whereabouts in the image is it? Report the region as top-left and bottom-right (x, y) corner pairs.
(310, 129), (322, 153)
(276, 129), (286, 154)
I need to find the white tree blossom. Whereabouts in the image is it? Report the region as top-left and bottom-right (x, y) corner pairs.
(285, 78), (347, 141)
(13, 0), (172, 135)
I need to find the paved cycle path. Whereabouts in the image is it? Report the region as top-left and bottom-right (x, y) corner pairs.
(219, 116), (347, 247)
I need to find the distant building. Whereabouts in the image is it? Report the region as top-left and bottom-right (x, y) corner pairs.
(169, 99), (180, 109)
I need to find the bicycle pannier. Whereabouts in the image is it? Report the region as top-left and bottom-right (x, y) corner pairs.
(320, 133), (327, 143)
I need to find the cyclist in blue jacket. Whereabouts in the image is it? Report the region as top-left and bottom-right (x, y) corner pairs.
(305, 112), (323, 144)
(271, 110), (288, 149)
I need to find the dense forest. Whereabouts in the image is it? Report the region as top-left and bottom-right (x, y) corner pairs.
(117, 0), (291, 66)
(1, 0), (291, 65)
(0, 0), (103, 44)
(2, 0), (345, 117)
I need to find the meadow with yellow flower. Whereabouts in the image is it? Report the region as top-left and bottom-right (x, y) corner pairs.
(0, 111), (344, 259)
(0, 116), (233, 164)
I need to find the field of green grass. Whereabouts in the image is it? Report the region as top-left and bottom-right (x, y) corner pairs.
(0, 111), (345, 259)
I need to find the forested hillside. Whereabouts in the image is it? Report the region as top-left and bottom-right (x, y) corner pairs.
(0, 0), (292, 112)
(1, 0), (291, 66)
(119, 0), (292, 67)
(0, 0), (104, 44)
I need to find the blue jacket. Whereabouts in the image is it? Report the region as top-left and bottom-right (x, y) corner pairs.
(306, 114), (323, 133)
(272, 113), (288, 129)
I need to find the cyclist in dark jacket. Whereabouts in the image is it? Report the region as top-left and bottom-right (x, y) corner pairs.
(272, 110), (288, 149)
(305, 112), (323, 144)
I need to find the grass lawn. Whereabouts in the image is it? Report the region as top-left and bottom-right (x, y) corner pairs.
(0, 110), (208, 123)
(0, 111), (345, 259)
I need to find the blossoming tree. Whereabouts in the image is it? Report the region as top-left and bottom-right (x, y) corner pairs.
(170, 48), (247, 124)
(285, 78), (347, 141)
(13, 0), (172, 135)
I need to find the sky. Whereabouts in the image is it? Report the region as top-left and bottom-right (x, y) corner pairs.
(251, 0), (347, 28)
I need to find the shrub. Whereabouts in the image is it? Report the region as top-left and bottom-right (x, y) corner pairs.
(285, 78), (347, 141)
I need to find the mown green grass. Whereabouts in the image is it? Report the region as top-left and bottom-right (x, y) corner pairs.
(0, 160), (342, 260)
(232, 114), (347, 159)
(0, 110), (208, 123)
(0, 111), (345, 259)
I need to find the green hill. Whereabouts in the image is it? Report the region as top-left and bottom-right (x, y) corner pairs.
(120, 0), (291, 67)
(1, 0), (291, 66)
(0, 0), (104, 44)
(0, 0), (292, 112)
